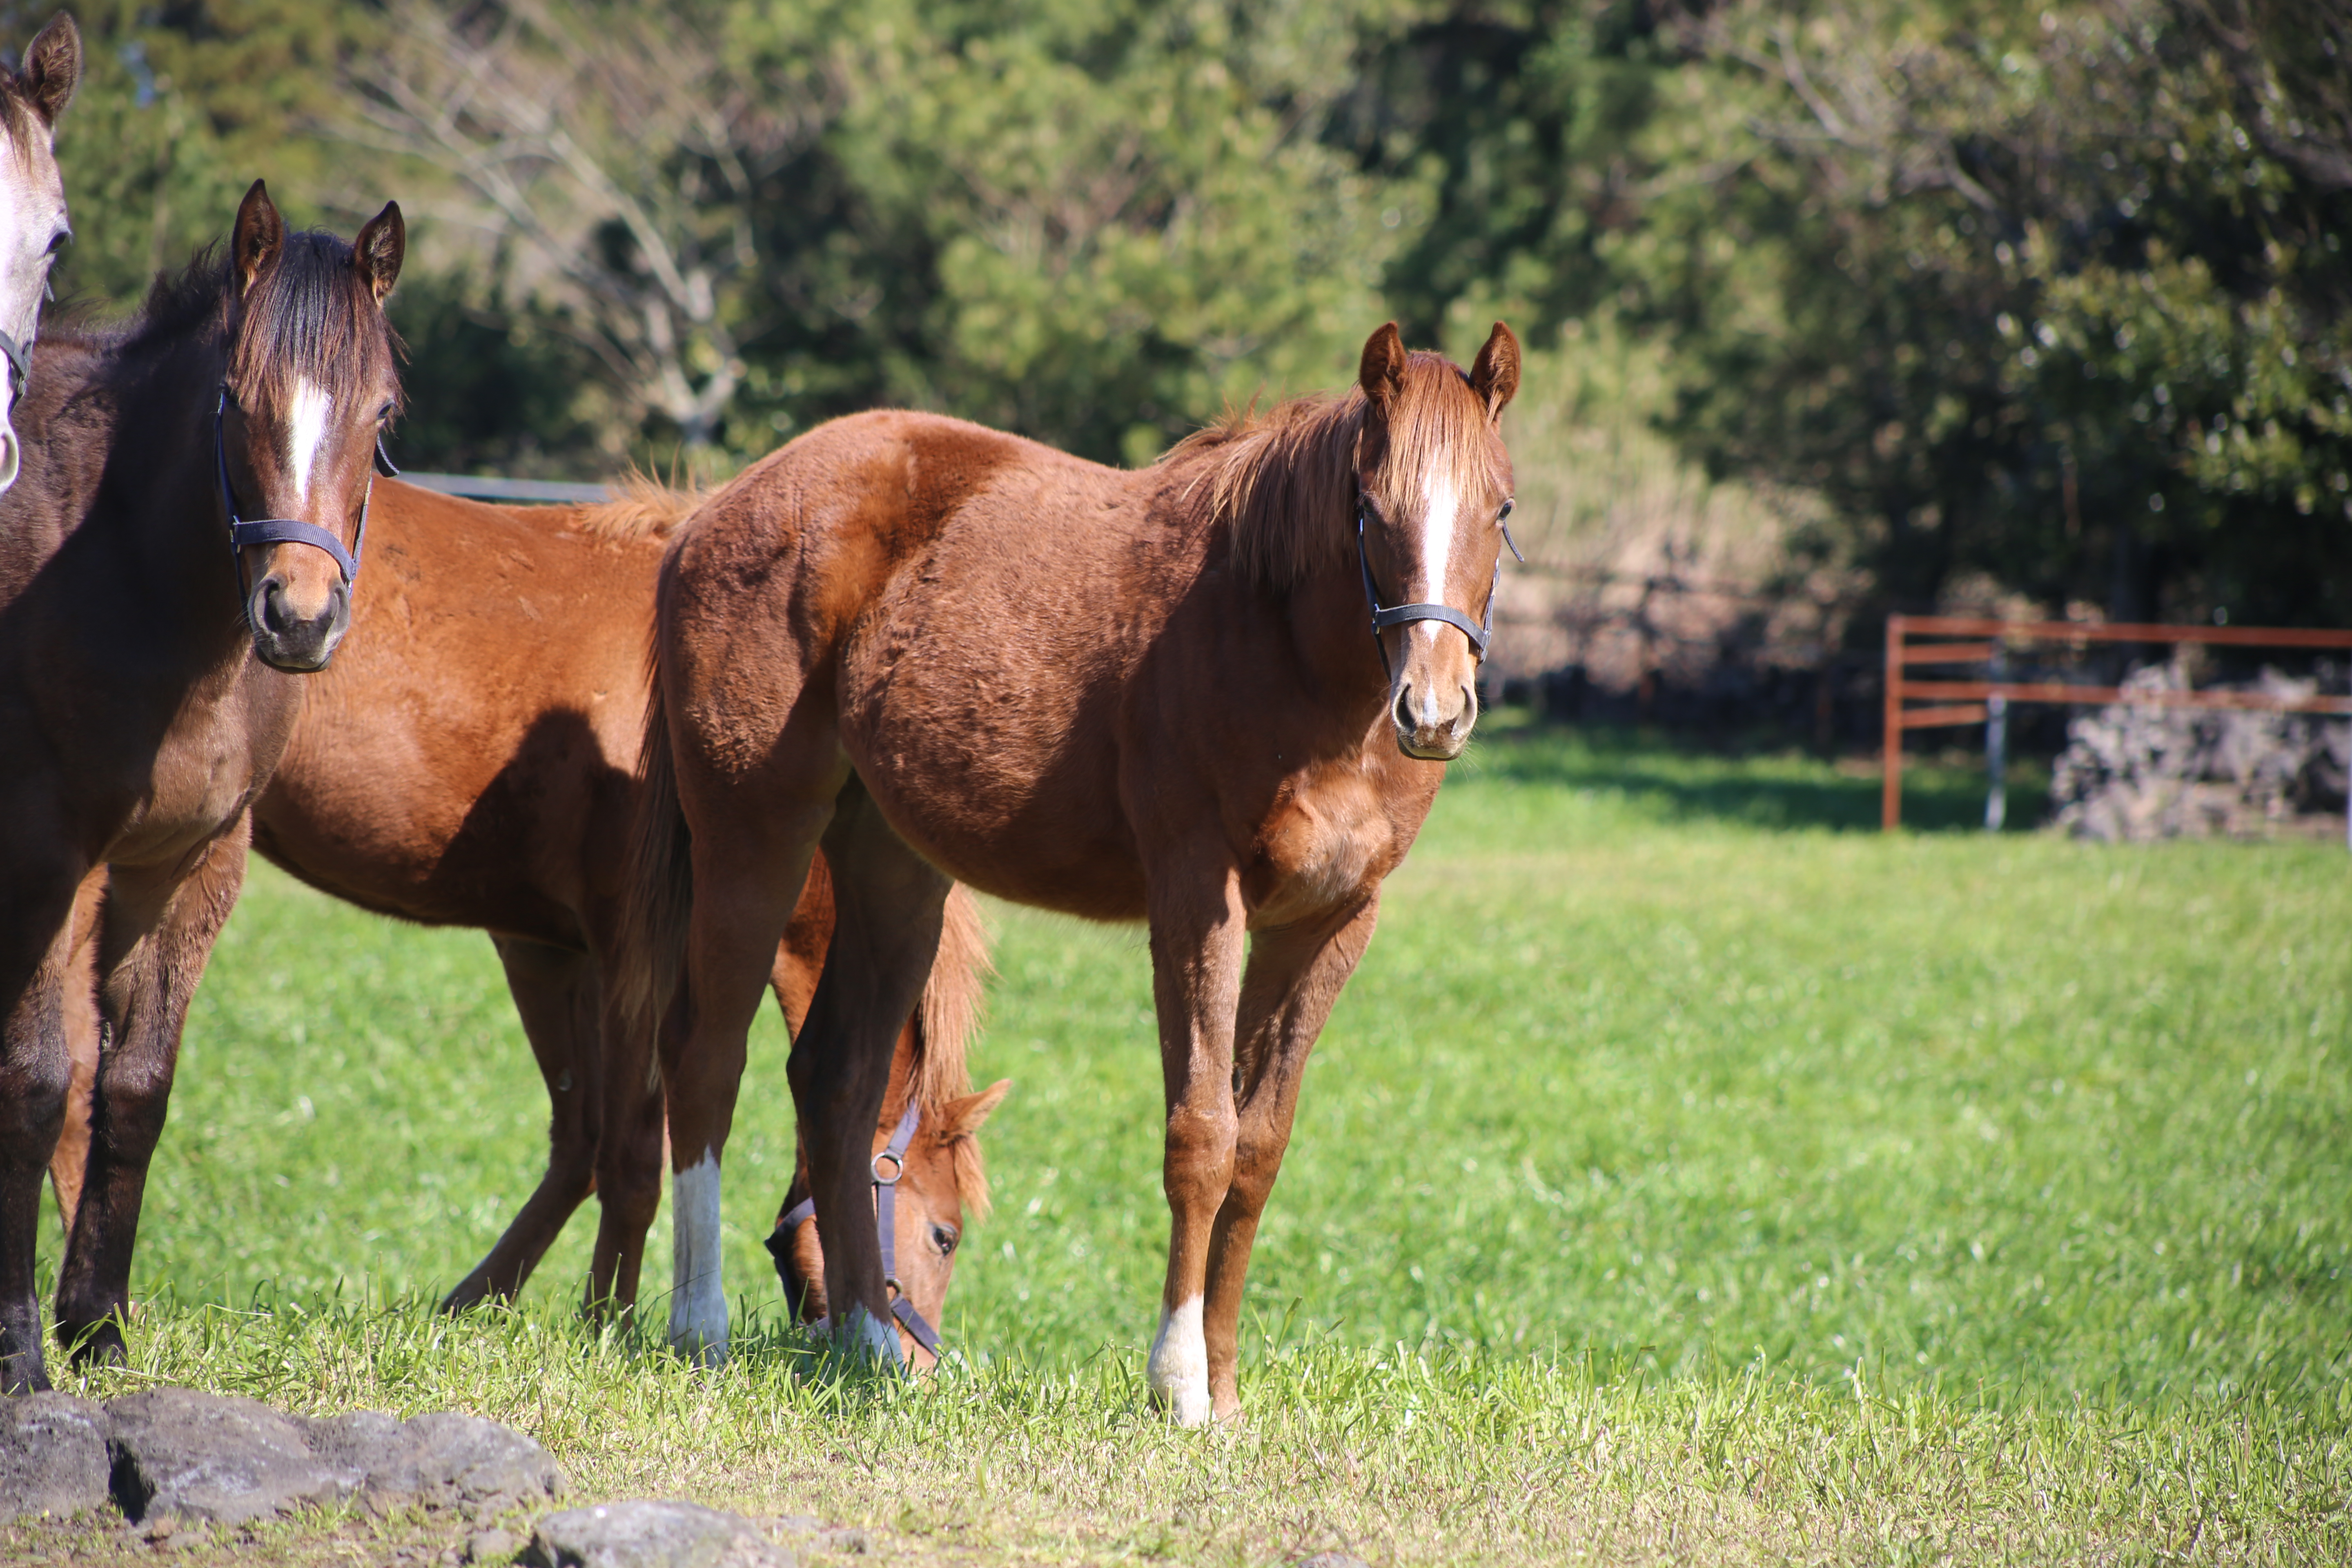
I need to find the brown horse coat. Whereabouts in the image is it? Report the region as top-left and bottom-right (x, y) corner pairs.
(0, 184), (403, 1392)
(47, 477), (1004, 1334)
(627, 323), (1518, 1412)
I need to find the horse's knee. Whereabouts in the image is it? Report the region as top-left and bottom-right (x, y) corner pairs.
(0, 1047), (69, 1156)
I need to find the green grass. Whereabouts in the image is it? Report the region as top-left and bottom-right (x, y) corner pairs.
(19, 724), (2352, 1564)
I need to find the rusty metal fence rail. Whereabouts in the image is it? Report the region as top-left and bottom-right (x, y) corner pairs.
(1882, 614), (2352, 833)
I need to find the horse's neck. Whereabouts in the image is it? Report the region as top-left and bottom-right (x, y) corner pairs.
(102, 339), (241, 632)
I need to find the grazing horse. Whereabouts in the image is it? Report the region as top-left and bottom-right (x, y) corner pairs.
(0, 182), (404, 1392)
(49, 478), (1006, 1349)
(624, 321), (1520, 1416)
(0, 15), (80, 492)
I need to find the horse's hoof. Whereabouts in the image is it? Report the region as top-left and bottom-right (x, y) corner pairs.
(0, 1357), (51, 1395)
(63, 1324), (126, 1371)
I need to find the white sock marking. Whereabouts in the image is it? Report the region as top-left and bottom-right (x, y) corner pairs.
(285, 380), (332, 508)
(1147, 1296), (1212, 1427)
(668, 1151), (728, 1366)
(1417, 470), (1459, 644)
(840, 1302), (906, 1369)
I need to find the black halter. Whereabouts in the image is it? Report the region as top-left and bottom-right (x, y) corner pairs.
(0, 327), (29, 399)
(766, 1100), (943, 1358)
(1353, 493), (1523, 682)
(216, 385), (399, 632)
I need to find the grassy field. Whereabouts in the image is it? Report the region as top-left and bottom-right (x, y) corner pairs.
(16, 724), (2351, 1564)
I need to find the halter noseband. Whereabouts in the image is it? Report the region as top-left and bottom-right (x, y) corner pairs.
(216, 385), (400, 630)
(766, 1099), (944, 1358)
(1354, 492), (1523, 682)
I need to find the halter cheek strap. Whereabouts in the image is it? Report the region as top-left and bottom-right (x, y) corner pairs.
(0, 328), (30, 399)
(766, 1099), (944, 1357)
(1355, 496), (1521, 682)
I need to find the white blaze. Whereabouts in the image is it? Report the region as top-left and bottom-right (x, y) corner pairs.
(668, 1151), (729, 1366)
(285, 380), (333, 508)
(1147, 1295), (1212, 1427)
(1417, 471), (1459, 643)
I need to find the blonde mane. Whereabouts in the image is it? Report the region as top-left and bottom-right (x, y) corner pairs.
(567, 470), (713, 541)
(1165, 352), (1504, 593)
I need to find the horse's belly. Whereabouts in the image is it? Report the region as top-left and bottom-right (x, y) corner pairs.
(844, 637), (1145, 919)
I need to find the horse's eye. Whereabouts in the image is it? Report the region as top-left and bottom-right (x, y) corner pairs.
(931, 1223), (960, 1257)
(1497, 497), (1515, 523)
(377, 402), (396, 425)
(45, 229), (69, 256)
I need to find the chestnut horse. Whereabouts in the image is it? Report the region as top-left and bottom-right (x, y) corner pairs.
(624, 321), (1519, 1415)
(0, 15), (78, 494)
(0, 182), (405, 1391)
(49, 477), (1004, 1349)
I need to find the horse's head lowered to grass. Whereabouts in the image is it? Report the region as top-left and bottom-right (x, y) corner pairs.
(216, 179), (405, 672)
(0, 15), (79, 493)
(1353, 320), (1520, 760)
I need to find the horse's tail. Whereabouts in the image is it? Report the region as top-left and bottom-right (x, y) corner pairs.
(912, 882), (999, 1217)
(617, 628), (695, 1074)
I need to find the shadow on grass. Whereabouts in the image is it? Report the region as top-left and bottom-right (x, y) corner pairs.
(1459, 718), (2049, 834)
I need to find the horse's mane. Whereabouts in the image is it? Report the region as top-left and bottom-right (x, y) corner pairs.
(0, 70), (43, 166)
(50, 237), (401, 404)
(917, 885), (994, 1214)
(228, 232), (403, 412)
(1163, 390), (1363, 592)
(1163, 353), (1503, 594)
(568, 471), (713, 541)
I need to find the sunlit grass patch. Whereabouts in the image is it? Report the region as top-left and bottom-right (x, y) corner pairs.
(34, 723), (2351, 1563)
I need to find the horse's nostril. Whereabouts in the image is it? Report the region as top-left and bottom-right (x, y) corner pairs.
(258, 580), (292, 635)
(1392, 682), (1415, 731)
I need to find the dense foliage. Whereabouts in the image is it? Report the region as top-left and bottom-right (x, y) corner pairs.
(15, 0), (2348, 623)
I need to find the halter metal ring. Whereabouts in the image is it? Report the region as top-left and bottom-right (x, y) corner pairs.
(871, 1149), (904, 1185)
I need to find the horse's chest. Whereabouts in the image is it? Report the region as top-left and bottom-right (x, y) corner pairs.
(1244, 770), (1396, 925)
(109, 686), (292, 867)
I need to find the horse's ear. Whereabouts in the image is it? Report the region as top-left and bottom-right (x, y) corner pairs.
(352, 202), (404, 303)
(941, 1079), (1011, 1140)
(1358, 322), (1406, 412)
(231, 180), (283, 296)
(18, 14), (80, 128)
(1469, 321), (1521, 421)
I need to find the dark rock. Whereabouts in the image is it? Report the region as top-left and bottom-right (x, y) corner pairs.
(300, 1410), (563, 1511)
(105, 1388), (359, 1525)
(522, 1500), (794, 1568)
(0, 1391), (111, 1521)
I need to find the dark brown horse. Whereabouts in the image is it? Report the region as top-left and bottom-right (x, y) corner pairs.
(0, 14), (79, 494)
(0, 182), (404, 1391)
(624, 321), (1519, 1414)
(47, 479), (1007, 1353)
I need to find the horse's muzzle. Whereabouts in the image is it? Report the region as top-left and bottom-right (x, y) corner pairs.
(249, 575), (350, 673)
(1392, 677), (1476, 760)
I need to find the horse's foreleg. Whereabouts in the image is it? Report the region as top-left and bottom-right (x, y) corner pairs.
(55, 825), (249, 1369)
(1200, 894), (1379, 1420)
(47, 874), (107, 1248)
(442, 937), (603, 1312)
(0, 854), (88, 1394)
(788, 782), (948, 1366)
(1144, 859), (1249, 1427)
